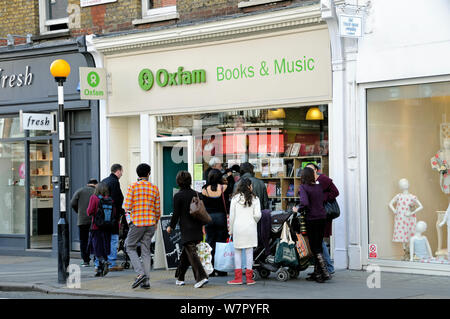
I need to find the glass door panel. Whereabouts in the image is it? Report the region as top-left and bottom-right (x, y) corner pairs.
(0, 142), (26, 234)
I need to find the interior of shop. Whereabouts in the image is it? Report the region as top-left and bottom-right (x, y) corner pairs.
(367, 81), (450, 263)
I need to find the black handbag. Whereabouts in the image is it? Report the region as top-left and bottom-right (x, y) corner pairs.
(324, 199), (340, 220)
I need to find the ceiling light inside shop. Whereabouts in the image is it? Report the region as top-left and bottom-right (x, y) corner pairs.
(268, 108), (286, 119)
(306, 107), (324, 120)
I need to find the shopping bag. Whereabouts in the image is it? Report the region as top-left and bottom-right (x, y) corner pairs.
(295, 232), (310, 259)
(196, 240), (214, 275)
(274, 222), (299, 267)
(214, 240), (235, 273)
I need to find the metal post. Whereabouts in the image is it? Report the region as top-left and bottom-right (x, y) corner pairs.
(56, 78), (70, 284)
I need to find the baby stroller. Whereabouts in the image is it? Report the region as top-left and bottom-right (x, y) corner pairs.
(118, 214), (155, 269)
(253, 210), (311, 281)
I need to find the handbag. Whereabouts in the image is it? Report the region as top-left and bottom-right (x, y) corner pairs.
(196, 239), (214, 275)
(274, 222), (299, 267)
(295, 232), (311, 259)
(190, 192), (212, 224)
(324, 199), (340, 220)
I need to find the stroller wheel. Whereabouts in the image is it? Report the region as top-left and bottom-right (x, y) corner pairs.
(276, 268), (290, 282)
(259, 268), (270, 279)
(252, 269), (260, 280)
(122, 262), (130, 269)
(288, 268), (299, 279)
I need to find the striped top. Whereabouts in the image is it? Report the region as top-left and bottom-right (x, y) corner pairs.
(124, 179), (161, 227)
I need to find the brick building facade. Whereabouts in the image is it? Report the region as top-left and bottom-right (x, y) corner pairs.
(1, 0), (311, 46)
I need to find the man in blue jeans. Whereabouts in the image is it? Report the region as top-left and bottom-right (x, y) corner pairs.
(99, 164), (125, 271)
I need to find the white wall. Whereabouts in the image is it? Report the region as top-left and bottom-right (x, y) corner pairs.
(357, 0), (450, 83)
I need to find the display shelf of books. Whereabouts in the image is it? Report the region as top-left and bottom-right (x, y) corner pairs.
(254, 155), (323, 211)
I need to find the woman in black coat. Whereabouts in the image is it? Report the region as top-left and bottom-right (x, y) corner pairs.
(167, 171), (209, 289)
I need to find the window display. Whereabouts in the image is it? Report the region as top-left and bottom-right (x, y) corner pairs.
(367, 81), (450, 264)
(157, 106), (329, 212)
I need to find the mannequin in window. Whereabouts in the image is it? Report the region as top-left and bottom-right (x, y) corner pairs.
(389, 178), (424, 260)
(430, 137), (450, 194)
(409, 221), (433, 262)
(438, 206), (450, 260)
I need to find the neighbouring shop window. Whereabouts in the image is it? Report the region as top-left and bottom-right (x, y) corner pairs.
(157, 105), (329, 212)
(367, 81), (450, 265)
(0, 142), (26, 234)
(0, 117), (24, 139)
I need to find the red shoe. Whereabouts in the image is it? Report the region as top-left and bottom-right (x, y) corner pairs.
(246, 269), (256, 285)
(227, 269), (243, 285)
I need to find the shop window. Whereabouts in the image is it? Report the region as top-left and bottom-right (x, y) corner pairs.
(156, 106), (329, 212)
(134, 0), (179, 25)
(367, 81), (450, 265)
(0, 142), (26, 234)
(0, 117), (24, 139)
(38, 0), (69, 34)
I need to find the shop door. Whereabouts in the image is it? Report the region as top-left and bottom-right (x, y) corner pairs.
(69, 138), (92, 251)
(154, 137), (193, 216)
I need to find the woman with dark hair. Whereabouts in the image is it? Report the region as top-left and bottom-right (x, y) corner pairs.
(306, 163), (339, 275)
(87, 182), (116, 277)
(227, 178), (261, 285)
(167, 171), (209, 288)
(202, 168), (234, 276)
(293, 167), (331, 283)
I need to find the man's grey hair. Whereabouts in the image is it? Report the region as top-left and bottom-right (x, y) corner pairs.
(209, 157), (222, 168)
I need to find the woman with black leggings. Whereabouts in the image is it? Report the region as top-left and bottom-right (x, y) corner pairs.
(293, 167), (331, 283)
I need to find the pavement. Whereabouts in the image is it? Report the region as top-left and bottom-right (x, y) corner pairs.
(1, 251), (450, 299)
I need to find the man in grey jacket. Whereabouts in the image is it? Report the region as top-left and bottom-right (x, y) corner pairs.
(71, 178), (98, 267)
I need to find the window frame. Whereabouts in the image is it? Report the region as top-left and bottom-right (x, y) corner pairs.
(38, 0), (69, 35)
(134, 1), (179, 25)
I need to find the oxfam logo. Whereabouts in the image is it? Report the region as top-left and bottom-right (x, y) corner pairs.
(87, 71), (100, 88)
(139, 69), (154, 91)
(138, 67), (206, 91)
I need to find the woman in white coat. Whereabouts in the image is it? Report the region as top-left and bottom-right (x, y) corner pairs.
(227, 178), (261, 285)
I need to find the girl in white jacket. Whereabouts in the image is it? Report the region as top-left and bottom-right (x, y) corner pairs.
(227, 178), (262, 285)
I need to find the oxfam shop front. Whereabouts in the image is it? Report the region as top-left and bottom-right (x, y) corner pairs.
(99, 23), (333, 268)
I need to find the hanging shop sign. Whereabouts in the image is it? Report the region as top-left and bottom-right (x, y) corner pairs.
(339, 14), (363, 38)
(79, 67), (107, 100)
(20, 111), (55, 131)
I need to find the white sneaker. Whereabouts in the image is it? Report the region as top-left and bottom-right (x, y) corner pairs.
(176, 280), (185, 286)
(194, 278), (208, 289)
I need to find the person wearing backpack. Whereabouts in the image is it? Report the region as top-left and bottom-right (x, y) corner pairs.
(87, 182), (117, 277)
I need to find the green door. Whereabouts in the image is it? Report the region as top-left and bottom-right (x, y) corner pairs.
(163, 145), (188, 216)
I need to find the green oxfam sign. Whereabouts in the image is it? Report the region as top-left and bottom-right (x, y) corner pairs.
(138, 67), (206, 91)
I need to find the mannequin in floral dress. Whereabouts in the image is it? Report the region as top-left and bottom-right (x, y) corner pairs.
(431, 137), (450, 260)
(389, 178), (424, 260)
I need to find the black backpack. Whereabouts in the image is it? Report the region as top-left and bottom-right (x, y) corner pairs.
(94, 196), (115, 230)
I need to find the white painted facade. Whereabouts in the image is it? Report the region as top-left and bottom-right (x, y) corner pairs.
(322, 0), (450, 275)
